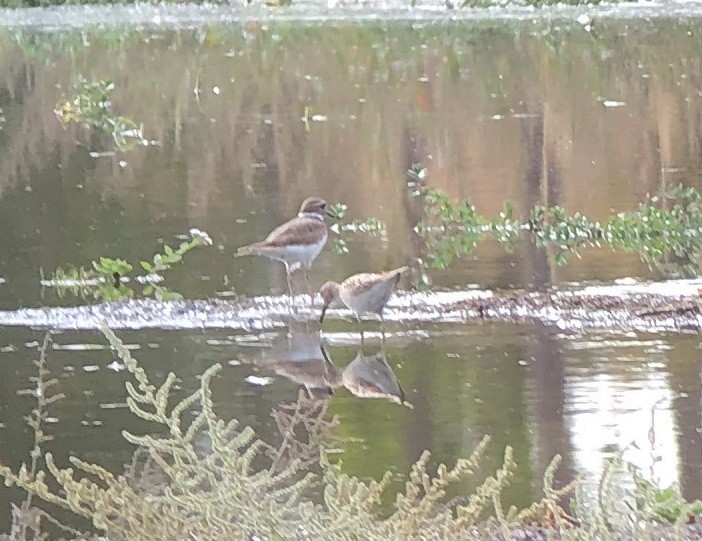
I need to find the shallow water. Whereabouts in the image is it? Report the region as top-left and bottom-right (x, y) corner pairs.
(0, 323), (700, 523)
(0, 12), (702, 532)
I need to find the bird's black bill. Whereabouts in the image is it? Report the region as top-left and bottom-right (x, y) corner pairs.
(319, 304), (328, 323)
(325, 210), (335, 218)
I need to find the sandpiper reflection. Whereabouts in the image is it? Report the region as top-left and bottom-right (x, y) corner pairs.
(243, 323), (408, 406)
(322, 345), (406, 406)
(241, 322), (337, 399)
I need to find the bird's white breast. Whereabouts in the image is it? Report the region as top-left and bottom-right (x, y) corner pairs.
(282, 232), (327, 269)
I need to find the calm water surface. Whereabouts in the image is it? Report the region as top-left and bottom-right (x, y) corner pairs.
(0, 17), (701, 531)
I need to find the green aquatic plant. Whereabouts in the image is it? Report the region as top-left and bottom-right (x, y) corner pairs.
(140, 228), (212, 275)
(328, 202), (388, 255)
(407, 163), (428, 183)
(41, 263), (136, 303)
(417, 184), (702, 277)
(42, 228), (213, 302)
(55, 76), (151, 152)
(631, 474), (702, 524)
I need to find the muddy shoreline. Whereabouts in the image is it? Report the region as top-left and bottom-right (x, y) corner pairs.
(1, 279), (700, 333)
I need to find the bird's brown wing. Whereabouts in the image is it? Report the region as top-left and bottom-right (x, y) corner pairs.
(341, 273), (387, 296)
(236, 215), (326, 255)
(262, 215), (327, 247)
(341, 266), (409, 295)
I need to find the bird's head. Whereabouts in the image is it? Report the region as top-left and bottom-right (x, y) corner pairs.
(299, 197), (333, 218)
(319, 281), (341, 323)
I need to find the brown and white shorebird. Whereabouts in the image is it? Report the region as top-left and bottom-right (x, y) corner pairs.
(318, 266), (409, 326)
(235, 197), (332, 301)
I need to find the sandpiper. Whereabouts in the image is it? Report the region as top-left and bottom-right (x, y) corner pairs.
(235, 197), (332, 300)
(342, 350), (406, 405)
(318, 266), (409, 325)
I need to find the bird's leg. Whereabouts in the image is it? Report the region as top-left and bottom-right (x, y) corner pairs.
(303, 266), (313, 309)
(380, 312), (386, 349)
(287, 272), (295, 300)
(283, 263), (293, 296)
(357, 315), (364, 349)
(284, 264), (296, 314)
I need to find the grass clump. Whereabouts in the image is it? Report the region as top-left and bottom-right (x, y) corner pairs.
(1, 325), (701, 540)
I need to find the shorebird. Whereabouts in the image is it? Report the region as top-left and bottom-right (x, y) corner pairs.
(235, 197), (332, 302)
(318, 266), (409, 329)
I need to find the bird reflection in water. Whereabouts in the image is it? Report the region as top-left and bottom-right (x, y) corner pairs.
(241, 322), (336, 400)
(242, 322), (409, 406)
(321, 344), (406, 406)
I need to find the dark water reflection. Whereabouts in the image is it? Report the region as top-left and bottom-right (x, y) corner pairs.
(2, 20), (702, 306)
(0, 18), (701, 531)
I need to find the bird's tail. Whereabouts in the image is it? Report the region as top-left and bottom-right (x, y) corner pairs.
(391, 266), (410, 283)
(234, 243), (263, 257)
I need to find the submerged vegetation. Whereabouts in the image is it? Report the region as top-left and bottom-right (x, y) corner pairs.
(416, 183), (702, 279)
(0, 327), (701, 539)
(42, 228), (213, 302)
(55, 76), (152, 152)
(328, 202), (387, 255)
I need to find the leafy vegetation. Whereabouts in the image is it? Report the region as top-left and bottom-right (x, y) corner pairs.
(416, 182), (702, 278)
(5, 333), (69, 540)
(41, 228), (213, 302)
(328, 202), (387, 255)
(55, 76), (152, 152)
(0, 326), (700, 540)
(633, 474), (702, 524)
